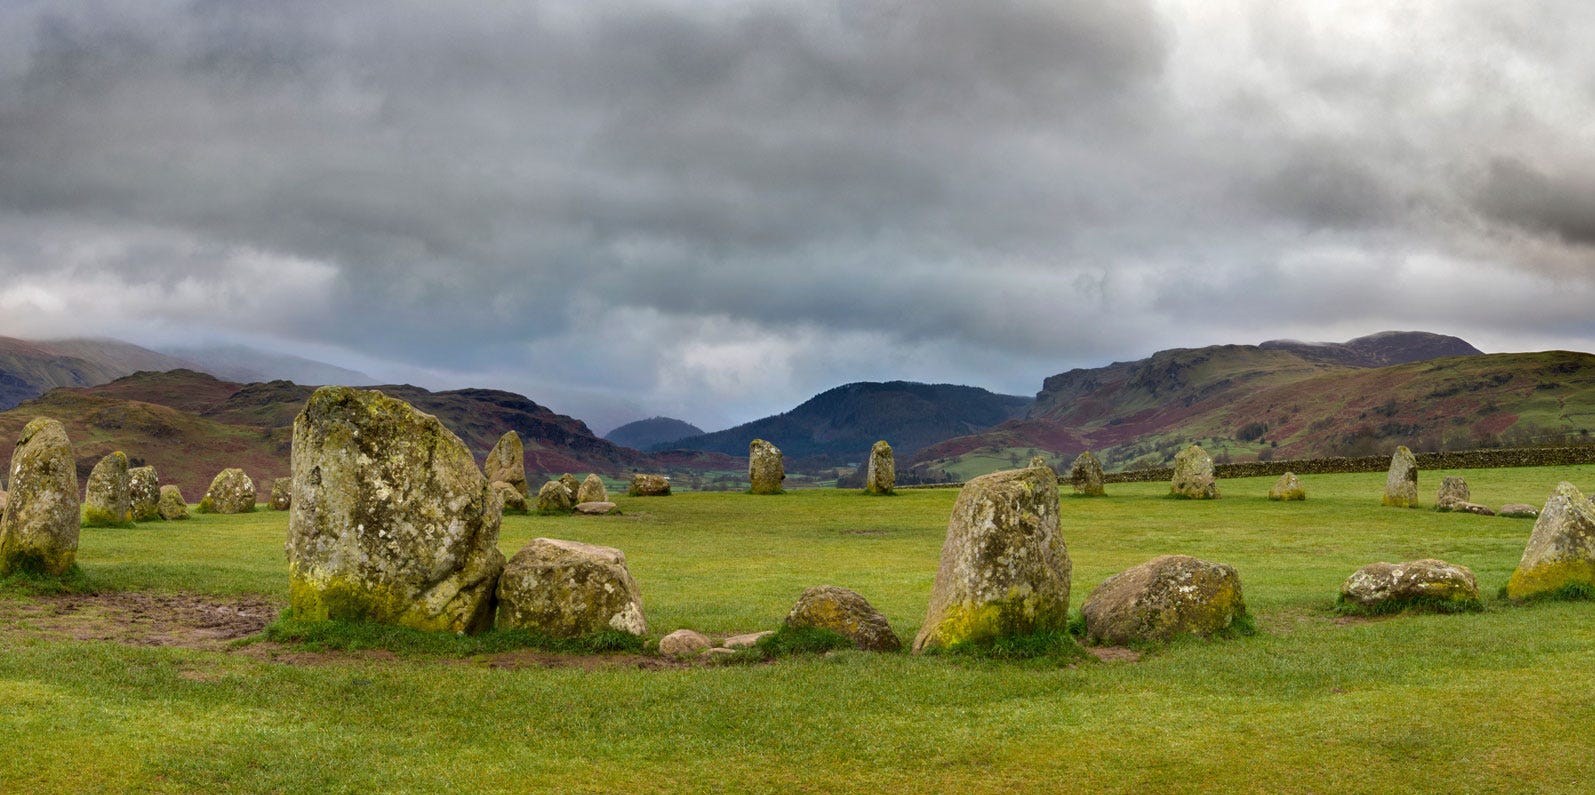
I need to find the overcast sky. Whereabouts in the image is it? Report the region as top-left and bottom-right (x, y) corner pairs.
(1, 1), (1593, 434)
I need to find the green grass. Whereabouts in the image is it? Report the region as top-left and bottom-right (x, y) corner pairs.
(4, 466), (1595, 792)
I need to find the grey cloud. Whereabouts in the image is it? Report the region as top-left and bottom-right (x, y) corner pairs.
(1478, 158), (1595, 247)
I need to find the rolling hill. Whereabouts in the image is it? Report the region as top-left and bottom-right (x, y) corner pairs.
(603, 417), (705, 451)
(0, 336), (197, 410)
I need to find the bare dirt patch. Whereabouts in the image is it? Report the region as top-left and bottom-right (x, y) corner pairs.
(0, 592), (279, 650)
(1088, 646), (1142, 663)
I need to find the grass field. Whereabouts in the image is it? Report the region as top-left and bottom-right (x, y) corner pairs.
(4, 465), (1595, 792)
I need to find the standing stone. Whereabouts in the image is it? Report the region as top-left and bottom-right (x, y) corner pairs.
(1435, 476), (1470, 511)
(1382, 446), (1419, 508)
(558, 473), (580, 502)
(577, 473), (608, 504)
(129, 466), (161, 521)
(485, 431), (527, 497)
(1081, 555), (1247, 645)
(536, 480), (575, 513)
(158, 485), (189, 520)
(495, 538), (647, 637)
(1339, 559), (1481, 614)
(628, 473), (671, 496)
(1169, 445), (1219, 499)
(83, 451), (133, 527)
(1069, 451), (1105, 496)
(749, 439), (784, 495)
(494, 481), (530, 514)
(1268, 472), (1306, 501)
(913, 463), (1070, 653)
(287, 386), (505, 633)
(0, 418), (81, 575)
(198, 468), (256, 514)
(785, 585), (901, 652)
(269, 478), (293, 511)
(864, 440), (895, 495)
(1505, 482), (1595, 601)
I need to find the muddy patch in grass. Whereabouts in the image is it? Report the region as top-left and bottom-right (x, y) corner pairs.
(0, 591), (278, 650)
(1087, 646), (1142, 663)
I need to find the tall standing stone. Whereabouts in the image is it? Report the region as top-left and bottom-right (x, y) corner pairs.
(1069, 451), (1105, 496)
(1382, 446), (1419, 508)
(913, 463), (1070, 653)
(83, 451), (133, 527)
(287, 386), (506, 633)
(864, 440), (895, 495)
(749, 439), (785, 495)
(485, 431), (527, 497)
(198, 468), (256, 514)
(0, 418), (81, 575)
(129, 466), (161, 522)
(1505, 482), (1595, 601)
(1170, 445), (1219, 499)
(577, 473), (608, 504)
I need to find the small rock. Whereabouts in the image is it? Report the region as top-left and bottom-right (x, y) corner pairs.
(1451, 501), (1495, 516)
(536, 480), (575, 513)
(1268, 471), (1306, 501)
(198, 468), (256, 514)
(574, 501), (618, 515)
(659, 629), (712, 656)
(558, 473), (580, 503)
(864, 440), (895, 495)
(576, 473), (608, 504)
(1339, 559), (1480, 613)
(129, 466), (161, 522)
(722, 631), (774, 649)
(269, 477), (292, 511)
(1435, 476), (1470, 511)
(749, 439), (785, 495)
(785, 585), (901, 651)
(1070, 451), (1106, 496)
(628, 474), (671, 497)
(1082, 555), (1247, 645)
(494, 481), (530, 514)
(1170, 445), (1219, 499)
(1382, 446), (1419, 508)
(1498, 503), (1539, 518)
(83, 451), (132, 527)
(495, 537), (647, 637)
(157, 485), (189, 520)
(701, 647), (738, 660)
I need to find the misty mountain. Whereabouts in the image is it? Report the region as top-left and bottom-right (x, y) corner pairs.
(158, 344), (376, 386)
(0, 336), (197, 410)
(604, 417), (705, 451)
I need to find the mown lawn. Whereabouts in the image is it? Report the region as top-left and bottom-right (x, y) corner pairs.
(3, 465), (1594, 793)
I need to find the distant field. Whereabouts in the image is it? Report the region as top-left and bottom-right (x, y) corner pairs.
(4, 465), (1595, 792)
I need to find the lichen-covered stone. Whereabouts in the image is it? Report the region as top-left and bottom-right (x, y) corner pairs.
(287, 386), (505, 634)
(0, 418), (81, 575)
(1505, 482), (1595, 601)
(484, 430), (527, 497)
(785, 585), (901, 651)
(129, 466), (161, 522)
(198, 468), (256, 514)
(1339, 559), (1480, 613)
(749, 439), (784, 495)
(536, 480), (575, 513)
(1499, 503), (1539, 519)
(1082, 555), (1246, 645)
(864, 440), (895, 495)
(1169, 445), (1219, 499)
(157, 485), (189, 520)
(1435, 476), (1470, 511)
(577, 473), (607, 504)
(1069, 451), (1105, 496)
(1382, 446), (1419, 508)
(574, 501), (617, 515)
(1450, 501), (1495, 516)
(494, 481), (529, 514)
(495, 537), (647, 637)
(659, 628), (712, 656)
(268, 477), (293, 511)
(83, 451), (132, 527)
(558, 473), (580, 503)
(912, 463), (1070, 653)
(1268, 472), (1306, 501)
(628, 473), (671, 497)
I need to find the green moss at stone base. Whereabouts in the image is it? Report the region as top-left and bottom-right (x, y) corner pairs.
(1505, 559), (1595, 602)
(1381, 495), (1419, 508)
(1, 547), (78, 578)
(1335, 594), (1484, 616)
(919, 594), (1070, 652)
(289, 574), (492, 635)
(81, 507), (133, 528)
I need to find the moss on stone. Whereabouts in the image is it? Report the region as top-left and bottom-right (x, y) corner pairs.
(1506, 558), (1595, 602)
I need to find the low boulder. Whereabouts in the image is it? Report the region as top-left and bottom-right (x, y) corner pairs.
(1506, 482), (1595, 601)
(268, 478), (292, 511)
(1339, 559), (1481, 614)
(576, 474), (608, 504)
(495, 538), (647, 637)
(558, 473), (580, 503)
(1268, 472), (1306, 501)
(659, 629), (712, 656)
(494, 481), (530, 515)
(83, 451), (132, 527)
(1069, 451), (1105, 496)
(574, 501), (618, 516)
(784, 585), (901, 652)
(749, 439), (785, 494)
(0, 418), (81, 575)
(198, 468), (255, 514)
(157, 485), (189, 520)
(1081, 555), (1247, 645)
(723, 631), (773, 649)
(1169, 445), (1219, 499)
(1382, 446), (1419, 508)
(1499, 503), (1539, 519)
(536, 480), (574, 513)
(484, 431), (528, 497)
(1435, 476), (1470, 511)
(129, 466), (161, 522)
(628, 474), (671, 497)
(1450, 502), (1495, 516)
(864, 440), (895, 495)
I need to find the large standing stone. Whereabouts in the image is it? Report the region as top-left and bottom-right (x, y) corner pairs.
(1339, 559), (1481, 613)
(484, 430), (528, 497)
(1268, 472), (1306, 501)
(269, 477), (293, 511)
(785, 585), (901, 651)
(129, 466), (161, 522)
(158, 485), (189, 520)
(83, 451), (132, 527)
(912, 464), (1070, 653)
(495, 538), (647, 637)
(1505, 482), (1595, 601)
(628, 473), (671, 497)
(1069, 451), (1105, 496)
(1382, 446), (1419, 508)
(198, 468), (256, 514)
(864, 440), (895, 495)
(536, 480), (575, 513)
(577, 473), (608, 504)
(1435, 476), (1470, 511)
(749, 439), (785, 495)
(1081, 555), (1247, 645)
(494, 481), (530, 514)
(1169, 445), (1219, 499)
(0, 418), (81, 575)
(287, 386), (505, 633)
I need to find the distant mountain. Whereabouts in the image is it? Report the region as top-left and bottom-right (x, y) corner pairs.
(158, 344), (376, 386)
(605, 417), (704, 451)
(658, 381), (1031, 463)
(0, 336), (197, 410)
(1259, 331), (1482, 368)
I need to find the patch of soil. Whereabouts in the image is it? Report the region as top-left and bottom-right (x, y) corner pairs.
(1088, 646), (1142, 663)
(0, 592), (278, 650)
(472, 649), (690, 672)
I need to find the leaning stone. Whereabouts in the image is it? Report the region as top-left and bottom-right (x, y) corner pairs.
(83, 451), (133, 527)
(1268, 472), (1306, 501)
(1499, 503), (1539, 519)
(268, 477), (292, 511)
(628, 474), (671, 497)
(574, 501), (618, 515)
(749, 439), (785, 494)
(484, 430), (528, 497)
(659, 629), (712, 656)
(494, 481), (530, 515)
(129, 466), (161, 522)
(912, 463), (1071, 653)
(1505, 482), (1595, 601)
(536, 480), (575, 513)
(1435, 476), (1470, 511)
(1339, 559), (1481, 614)
(1382, 446), (1419, 508)
(576, 473), (608, 504)
(1070, 451), (1105, 496)
(785, 585), (901, 652)
(1082, 555), (1247, 645)
(1169, 445), (1219, 499)
(287, 386), (505, 633)
(722, 631), (774, 649)
(495, 538), (647, 637)
(198, 468), (256, 514)
(558, 473), (580, 503)
(157, 485), (189, 520)
(0, 418), (81, 575)
(864, 440), (895, 495)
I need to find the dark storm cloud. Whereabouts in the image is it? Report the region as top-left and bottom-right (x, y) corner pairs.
(1478, 158), (1595, 247)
